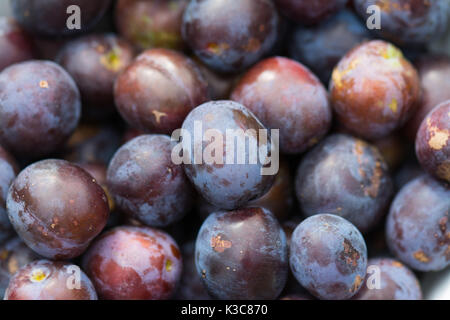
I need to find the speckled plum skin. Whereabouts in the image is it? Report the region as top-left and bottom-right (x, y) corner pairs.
(181, 0), (280, 73)
(295, 134), (394, 233)
(11, 0), (111, 36)
(174, 241), (211, 300)
(0, 61), (81, 157)
(353, 0), (450, 45)
(115, 0), (188, 51)
(275, 0), (348, 25)
(82, 226), (182, 300)
(195, 207), (288, 300)
(4, 260), (97, 300)
(107, 135), (194, 227)
(329, 40), (421, 140)
(0, 146), (19, 244)
(181, 101), (275, 210)
(386, 175), (450, 271)
(231, 57), (331, 154)
(290, 214), (368, 300)
(0, 237), (40, 299)
(353, 258), (422, 300)
(415, 102), (450, 183)
(6, 159), (109, 260)
(57, 34), (135, 115)
(289, 10), (371, 83)
(114, 49), (208, 134)
(404, 56), (450, 141)
(0, 18), (34, 72)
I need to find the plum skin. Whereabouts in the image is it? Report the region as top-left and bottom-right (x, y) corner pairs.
(386, 175), (450, 272)
(181, 100), (275, 210)
(415, 101), (450, 183)
(295, 134), (394, 233)
(115, 0), (188, 51)
(195, 207), (288, 300)
(6, 159), (110, 260)
(329, 40), (421, 140)
(231, 57), (332, 155)
(57, 34), (135, 114)
(81, 226), (182, 300)
(181, 0), (280, 73)
(353, 258), (422, 300)
(290, 214), (368, 300)
(0, 60), (81, 157)
(114, 48), (209, 134)
(4, 260), (97, 300)
(107, 134), (194, 227)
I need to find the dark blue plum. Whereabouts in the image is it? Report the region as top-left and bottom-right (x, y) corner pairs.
(181, 100), (275, 210)
(290, 214), (368, 300)
(182, 0), (280, 73)
(275, 0), (348, 25)
(386, 175), (450, 271)
(353, 0), (450, 45)
(289, 9), (371, 83)
(195, 207), (288, 300)
(106, 134), (194, 227)
(353, 258), (422, 300)
(295, 134), (394, 233)
(0, 61), (81, 157)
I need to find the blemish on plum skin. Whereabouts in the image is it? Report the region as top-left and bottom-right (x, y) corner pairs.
(211, 235), (232, 253)
(39, 80), (49, 88)
(165, 259), (172, 272)
(340, 239), (360, 268)
(30, 269), (47, 282)
(349, 275), (363, 293)
(152, 110), (167, 124)
(427, 119), (449, 150)
(170, 244), (181, 259)
(413, 250), (430, 263)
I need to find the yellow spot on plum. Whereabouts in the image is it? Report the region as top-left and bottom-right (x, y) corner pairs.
(39, 80), (49, 88)
(0, 250), (9, 260)
(100, 49), (123, 72)
(427, 122), (449, 150)
(165, 259), (173, 272)
(30, 269), (47, 282)
(389, 99), (398, 113)
(207, 42), (230, 55)
(211, 235), (232, 253)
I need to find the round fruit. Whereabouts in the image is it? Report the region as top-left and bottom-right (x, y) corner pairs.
(57, 34), (135, 115)
(114, 48), (208, 134)
(0, 61), (81, 157)
(386, 175), (450, 271)
(290, 214), (368, 300)
(7, 159), (109, 259)
(82, 226), (182, 300)
(415, 101), (450, 183)
(196, 207), (288, 299)
(182, 0), (280, 73)
(4, 260), (97, 300)
(107, 135), (194, 227)
(181, 100), (275, 210)
(295, 134), (393, 233)
(329, 40), (421, 140)
(231, 57), (331, 154)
